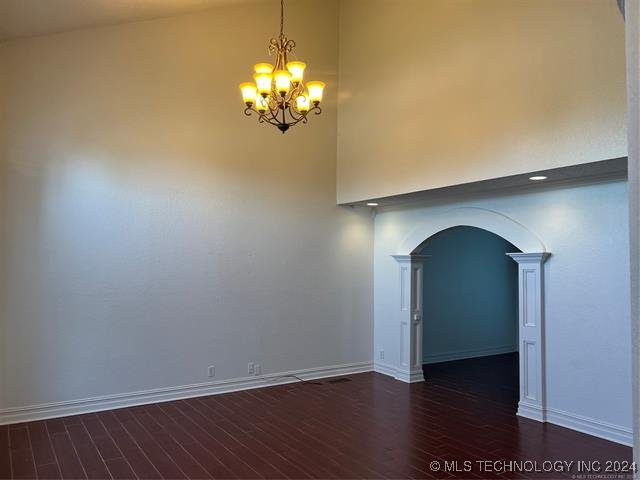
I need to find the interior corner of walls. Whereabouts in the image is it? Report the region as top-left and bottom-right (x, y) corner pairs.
(373, 361), (397, 379)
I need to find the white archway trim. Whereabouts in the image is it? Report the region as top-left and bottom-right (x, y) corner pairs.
(387, 221), (551, 425)
(397, 207), (547, 255)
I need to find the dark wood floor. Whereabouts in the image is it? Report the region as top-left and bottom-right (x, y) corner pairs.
(423, 352), (520, 409)
(0, 354), (632, 479)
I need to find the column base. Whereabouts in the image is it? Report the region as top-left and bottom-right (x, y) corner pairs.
(517, 401), (546, 422)
(395, 368), (425, 383)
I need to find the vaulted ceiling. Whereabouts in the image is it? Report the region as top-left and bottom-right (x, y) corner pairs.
(0, 0), (261, 42)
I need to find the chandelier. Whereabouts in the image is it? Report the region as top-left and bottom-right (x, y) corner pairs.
(238, 0), (325, 134)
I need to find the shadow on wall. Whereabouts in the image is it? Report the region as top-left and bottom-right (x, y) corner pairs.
(415, 226), (521, 364)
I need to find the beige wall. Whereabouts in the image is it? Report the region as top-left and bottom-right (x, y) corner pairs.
(0, 0), (374, 412)
(337, 0), (627, 204)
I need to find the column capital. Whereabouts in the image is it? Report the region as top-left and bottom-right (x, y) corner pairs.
(391, 254), (431, 264)
(506, 252), (551, 265)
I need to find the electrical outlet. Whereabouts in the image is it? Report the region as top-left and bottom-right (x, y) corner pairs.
(247, 362), (254, 375)
(254, 364), (262, 376)
(380, 350), (385, 360)
(207, 366), (216, 378)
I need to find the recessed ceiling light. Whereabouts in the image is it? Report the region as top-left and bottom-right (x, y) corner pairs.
(367, 202), (379, 207)
(529, 176), (548, 181)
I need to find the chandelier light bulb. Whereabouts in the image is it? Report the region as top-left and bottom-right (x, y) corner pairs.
(253, 72), (273, 96)
(239, 82), (257, 106)
(255, 94), (268, 113)
(296, 94), (310, 112)
(286, 61), (306, 83)
(306, 81), (325, 105)
(274, 70), (292, 95)
(254, 63), (274, 74)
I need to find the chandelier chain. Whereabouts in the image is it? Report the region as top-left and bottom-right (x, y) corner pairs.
(280, 0), (284, 37)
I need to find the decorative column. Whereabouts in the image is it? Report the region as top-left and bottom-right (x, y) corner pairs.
(391, 255), (430, 383)
(507, 252), (551, 421)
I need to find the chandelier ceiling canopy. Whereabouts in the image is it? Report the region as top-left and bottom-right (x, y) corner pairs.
(238, 0), (325, 134)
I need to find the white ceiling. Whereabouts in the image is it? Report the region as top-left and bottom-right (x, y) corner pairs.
(0, 0), (256, 42)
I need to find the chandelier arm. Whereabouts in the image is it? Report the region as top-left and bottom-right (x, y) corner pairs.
(258, 110), (283, 127)
(266, 99), (280, 119)
(288, 106), (306, 121)
(258, 114), (278, 127)
(260, 112), (276, 124)
(245, 103), (321, 129)
(246, 105), (285, 124)
(266, 118), (285, 128)
(291, 107), (319, 122)
(290, 108), (313, 125)
(284, 88), (297, 108)
(286, 113), (311, 128)
(288, 110), (302, 121)
(267, 100), (279, 117)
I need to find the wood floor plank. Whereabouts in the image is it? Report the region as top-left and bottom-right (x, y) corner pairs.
(35, 462), (62, 480)
(27, 423), (56, 467)
(0, 426), (11, 480)
(8, 429), (29, 453)
(104, 457), (136, 480)
(49, 432), (86, 480)
(66, 424), (111, 480)
(8, 449), (36, 480)
(105, 428), (160, 480)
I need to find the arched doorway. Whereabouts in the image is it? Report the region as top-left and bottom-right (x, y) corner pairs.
(415, 226), (521, 409)
(388, 207), (550, 422)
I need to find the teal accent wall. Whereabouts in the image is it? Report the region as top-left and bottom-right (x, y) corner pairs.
(417, 226), (519, 364)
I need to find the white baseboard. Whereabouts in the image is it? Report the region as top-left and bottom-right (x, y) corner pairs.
(0, 361), (373, 426)
(373, 361), (397, 378)
(517, 403), (633, 446)
(20, 359), (627, 447)
(373, 362), (424, 383)
(545, 407), (633, 446)
(423, 345), (517, 364)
